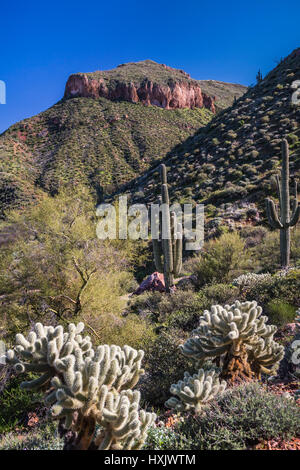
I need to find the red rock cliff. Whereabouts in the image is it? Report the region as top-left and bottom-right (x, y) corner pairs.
(64, 74), (216, 113)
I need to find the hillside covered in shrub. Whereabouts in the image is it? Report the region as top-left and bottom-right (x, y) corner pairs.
(119, 49), (300, 233)
(0, 61), (246, 217)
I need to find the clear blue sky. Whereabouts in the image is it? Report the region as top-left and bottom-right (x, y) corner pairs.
(0, 0), (299, 134)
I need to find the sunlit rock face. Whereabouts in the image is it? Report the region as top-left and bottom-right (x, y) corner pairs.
(64, 61), (216, 112)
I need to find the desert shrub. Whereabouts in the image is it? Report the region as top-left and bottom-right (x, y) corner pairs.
(116, 271), (139, 294)
(131, 285), (239, 333)
(232, 272), (272, 290)
(240, 225), (269, 248)
(141, 329), (194, 407)
(252, 227), (300, 272)
(163, 293), (207, 330)
(171, 382), (300, 450)
(184, 232), (251, 288)
(0, 373), (43, 433)
(129, 290), (206, 330)
(96, 313), (155, 350)
(0, 422), (63, 450)
(266, 299), (296, 327)
(144, 426), (179, 450)
(168, 284), (238, 330)
(200, 283), (239, 305)
(128, 291), (165, 321)
(244, 270), (300, 310)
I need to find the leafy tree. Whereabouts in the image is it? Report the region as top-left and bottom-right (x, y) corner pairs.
(0, 186), (152, 348)
(184, 232), (252, 287)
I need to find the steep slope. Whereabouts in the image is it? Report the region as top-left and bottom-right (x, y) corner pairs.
(120, 49), (300, 232)
(0, 60), (246, 216)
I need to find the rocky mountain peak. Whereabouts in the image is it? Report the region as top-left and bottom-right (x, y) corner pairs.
(64, 60), (246, 113)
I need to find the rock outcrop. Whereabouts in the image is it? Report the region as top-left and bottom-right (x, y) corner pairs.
(133, 272), (167, 295)
(64, 72), (216, 112)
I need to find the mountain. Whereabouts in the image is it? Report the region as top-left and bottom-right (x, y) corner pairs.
(64, 60), (246, 112)
(0, 60), (246, 216)
(119, 49), (300, 233)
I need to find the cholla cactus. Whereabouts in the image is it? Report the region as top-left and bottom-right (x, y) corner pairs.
(2, 322), (156, 450)
(165, 368), (226, 413)
(181, 300), (284, 383)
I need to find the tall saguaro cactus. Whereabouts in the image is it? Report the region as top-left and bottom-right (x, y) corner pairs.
(265, 139), (300, 267)
(152, 164), (182, 293)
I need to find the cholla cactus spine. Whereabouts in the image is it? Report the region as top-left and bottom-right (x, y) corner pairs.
(2, 322), (156, 451)
(266, 139), (300, 267)
(152, 164), (182, 292)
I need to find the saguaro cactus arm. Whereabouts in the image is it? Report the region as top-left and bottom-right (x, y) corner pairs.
(290, 180), (300, 226)
(266, 198), (283, 229)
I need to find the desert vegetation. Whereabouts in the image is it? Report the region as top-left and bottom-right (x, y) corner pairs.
(1, 159), (299, 450)
(0, 51), (300, 452)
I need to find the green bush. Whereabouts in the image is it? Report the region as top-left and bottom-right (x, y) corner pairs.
(244, 269), (300, 311)
(171, 382), (300, 450)
(141, 328), (194, 407)
(0, 374), (43, 433)
(252, 227), (300, 272)
(144, 426), (179, 450)
(0, 423), (63, 450)
(130, 284), (239, 333)
(200, 283), (239, 306)
(266, 299), (296, 327)
(165, 284), (238, 331)
(129, 290), (205, 330)
(184, 232), (251, 288)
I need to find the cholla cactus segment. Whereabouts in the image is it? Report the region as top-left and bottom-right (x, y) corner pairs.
(3, 322), (93, 389)
(48, 344), (145, 426)
(251, 337), (286, 375)
(2, 322), (155, 451)
(165, 369), (226, 413)
(96, 390), (156, 450)
(181, 300), (284, 381)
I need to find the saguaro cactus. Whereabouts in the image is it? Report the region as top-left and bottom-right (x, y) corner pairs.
(152, 164), (182, 293)
(266, 139), (300, 267)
